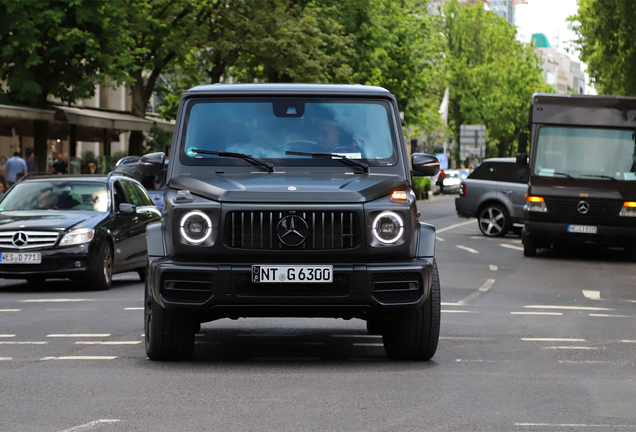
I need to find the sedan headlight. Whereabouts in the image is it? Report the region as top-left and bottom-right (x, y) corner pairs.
(372, 211), (404, 244)
(59, 228), (95, 246)
(180, 211), (212, 244)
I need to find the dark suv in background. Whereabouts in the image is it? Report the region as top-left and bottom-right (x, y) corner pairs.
(455, 157), (528, 237)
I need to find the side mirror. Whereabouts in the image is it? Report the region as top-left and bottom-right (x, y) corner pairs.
(118, 203), (136, 214)
(139, 152), (166, 175)
(516, 132), (528, 166)
(411, 153), (440, 177)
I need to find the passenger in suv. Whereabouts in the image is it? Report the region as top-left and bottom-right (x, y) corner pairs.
(455, 157), (528, 237)
(140, 84), (441, 361)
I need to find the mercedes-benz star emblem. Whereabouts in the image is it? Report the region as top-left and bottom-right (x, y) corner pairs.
(577, 201), (590, 215)
(12, 231), (28, 247)
(277, 215), (309, 247)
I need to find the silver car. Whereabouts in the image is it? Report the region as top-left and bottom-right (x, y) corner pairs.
(455, 158), (528, 237)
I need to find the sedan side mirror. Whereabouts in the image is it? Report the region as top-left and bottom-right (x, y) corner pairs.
(411, 153), (440, 177)
(139, 152), (166, 176)
(118, 203), (136, 214)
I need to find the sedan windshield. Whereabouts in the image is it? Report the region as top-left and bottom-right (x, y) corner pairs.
(180, 99), (397, 167)
(0, 181), (109, 212)
(535, 127), (636, 181)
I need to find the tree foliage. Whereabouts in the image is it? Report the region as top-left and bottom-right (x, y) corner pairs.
(569, 0), (636, 96)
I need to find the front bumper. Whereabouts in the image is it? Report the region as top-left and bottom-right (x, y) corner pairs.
(525, 221), (636, 246)
(147, 257), (434, 321)
(0, 245), (95, 279)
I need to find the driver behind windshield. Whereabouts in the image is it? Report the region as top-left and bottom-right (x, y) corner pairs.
(315, 120), (362, 156)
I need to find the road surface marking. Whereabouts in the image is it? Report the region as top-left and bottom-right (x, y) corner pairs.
(522, 338), (586, 342)
(456, 245), (479, 254)
(621, 340), (636, 343)
(435, 236), (445, 242)
(0, 334), (16, 338)
(441, 337), (490, 340)
(442, 310), (476, 313)
(514, 423), (633, 428)
(353, 343), (383, 347)
(510, 239), (522, 244)
(501, 243), (524, 251)
(261, 342), (324, 346)
(20, 299), (91, 303)
(589, 314), (633, 318)
(441, 302), (464, 306)
(0, 357), (11, 361)
(544, 346), (599, 350)
(0, 341), (47, 345)
(456, 279), (495, 305)
(124, 307), (143, 310)
(511, 312), (563, 316)
(622, 299), (636, 303)
(0, 309), (20, 312)
(582, 290), (601, 300)
(489, 265), (498, 271)
(74, 341), (141, 345)
(524, 305), (613, 311)
(558, 360), (611, 364)
(46, 309), (97, 311)
(58, 419), (120, 432)
(47, 334), (110, 338)
(331, 334), (381, 338)
(456, 359), (512, 363)
(436, 219), (476, 233)
(42, 356), (117, 360)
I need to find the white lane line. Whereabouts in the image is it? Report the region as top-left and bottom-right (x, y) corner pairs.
(47, 334), (110, 338)
(522, 338), (586, 342)
(435, 236), (445, 242)
(582, 290), (601, 300)
(544, 346), (599, 350)
(74, 341), (141, 345)
(524, 305), (613, 311)
(0, 309), (20, 312)
(124, 307), (143, 310)
(441, 302), (464, 306)
(442, 310), (476, 313)
(0, 341), (47, 345)
(456, 279), (496, 305)
(500, 243), (524, 251)
(46, 309), (97, 311)
(42, 356), (117, 361)
(621, 340), (636, 343)
(479, 279), (496, 292)
(558, 360), (612, 364)
(20, 299), (91, 303)
(515, 423), (633, 428)
(0, 334), (16, 338)
(622, 299), (636, 304)
(58, 419), (121, 432)
(353, 343), (383, 347)
(0, 357), (12, 361)
(456, 359), (512, 363)
(489, 265), (498, 271)
(441, 337), (490, 340)
(436, 219), (476, 233)
(511, 312), (563, 316)
(589, 314), (633, 318)
(456, 245), (479, 254)
(331, 335), (381, 338)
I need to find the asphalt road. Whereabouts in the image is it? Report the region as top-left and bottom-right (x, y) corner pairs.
(1, 194), (635, 432)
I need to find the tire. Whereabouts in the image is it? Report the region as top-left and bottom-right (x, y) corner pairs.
(522, 229), (537, 257)
(137, 267), (146, 283)
(145, 286), (195, 361)
(382, 260), (441, 361)
(366, 319), (384, 335)
(25, 276), (45, 285)
(478, 204), (511, 237)
(629, 244), (636, 262)
(87, 243), (113, 290)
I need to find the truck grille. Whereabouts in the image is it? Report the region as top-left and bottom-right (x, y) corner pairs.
(223, 211), (361, 250)
(544, 197), (624, 225)
(0, 231), (59, 250)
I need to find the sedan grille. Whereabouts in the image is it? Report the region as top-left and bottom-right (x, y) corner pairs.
(0, 231), (60, 250)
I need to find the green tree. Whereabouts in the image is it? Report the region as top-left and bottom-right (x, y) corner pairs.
(569, 0), (636, 96)
(0, 0), (117, 171)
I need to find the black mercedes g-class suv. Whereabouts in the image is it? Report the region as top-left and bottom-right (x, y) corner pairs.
(140, 84), (441, 361)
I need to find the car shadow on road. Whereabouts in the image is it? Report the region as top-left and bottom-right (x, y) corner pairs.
(532, 244), (633, 264)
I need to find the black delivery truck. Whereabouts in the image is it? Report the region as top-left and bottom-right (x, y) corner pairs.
(518, 93), (636, 258)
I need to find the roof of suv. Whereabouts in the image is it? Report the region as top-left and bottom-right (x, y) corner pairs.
(17, 173), (134, 183)
(187, 83), (391, 95)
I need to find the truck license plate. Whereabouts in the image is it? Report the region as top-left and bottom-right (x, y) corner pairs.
(567, 225), (597, 234)
(252, 265), (333, 283)
(0, 253), (42, 264)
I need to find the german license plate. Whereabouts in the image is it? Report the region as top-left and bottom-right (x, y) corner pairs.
(252, 265), (333, 283)
(0, 253), (42, 264)
(568, 225), (597, 234)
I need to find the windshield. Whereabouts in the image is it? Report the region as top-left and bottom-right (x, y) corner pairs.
(0, 181), (109, 212)
(535, 127), (636, 181)
(180, 99), (397, 167)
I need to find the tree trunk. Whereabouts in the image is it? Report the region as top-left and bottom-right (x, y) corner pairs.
(129, 72), (146, 156)
(34, 120), (48, 173)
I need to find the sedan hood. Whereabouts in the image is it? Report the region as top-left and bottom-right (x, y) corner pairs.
(0, 211), (103, 232)
(169, 172), (408, 203)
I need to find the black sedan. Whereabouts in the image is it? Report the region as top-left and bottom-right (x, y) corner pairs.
(0, 173), (161, 289)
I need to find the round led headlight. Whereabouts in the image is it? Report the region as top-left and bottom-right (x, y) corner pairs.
(180, 211), (212, 244)
(372, 211), (404, 244)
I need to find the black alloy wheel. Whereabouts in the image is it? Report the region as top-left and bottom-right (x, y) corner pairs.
(478, 204), (511, 237)
(88, 243), (113, 290)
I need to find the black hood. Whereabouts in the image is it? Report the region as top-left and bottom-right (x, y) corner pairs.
(0, 211), (104, 232)
(169, 172), (408, 203)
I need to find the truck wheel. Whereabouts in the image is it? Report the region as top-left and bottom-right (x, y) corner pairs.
(382, 260), (440, 361)
(366, 319), (383, 335)
(145, 287), (195, 360)
(478, 204), (510, 237)
(522, 229), (537, 257)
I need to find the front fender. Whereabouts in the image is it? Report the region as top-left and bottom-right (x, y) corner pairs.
(416, 222), (436, 258)
(146, 222), (166, 257)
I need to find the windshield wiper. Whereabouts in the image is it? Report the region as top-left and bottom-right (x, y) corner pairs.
(553, 171), (575, 179)
(578, 174), (618, 181)
(286, 151), (369, 173)
(192, 149), (274, 172)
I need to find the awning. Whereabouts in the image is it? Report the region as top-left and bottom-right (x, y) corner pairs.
(0, 104), (56, 122)
(54, 106), (175, 133)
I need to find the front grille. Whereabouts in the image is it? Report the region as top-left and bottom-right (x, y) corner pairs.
(224, 211), (361, 250)
(160, 271), (214, 304)
(544, 197), (623, 225)
(235, 272), (349, 297)
(372, 272), (423, 304)
(0, 231), (59, 249)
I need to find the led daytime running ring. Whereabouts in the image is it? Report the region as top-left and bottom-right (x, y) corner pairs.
(180, 211), (212, 244)
(372, 211), (404, 244)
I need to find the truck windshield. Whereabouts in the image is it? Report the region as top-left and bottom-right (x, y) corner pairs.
(535, 127), (636, 181)
(180, 99), (397, 167)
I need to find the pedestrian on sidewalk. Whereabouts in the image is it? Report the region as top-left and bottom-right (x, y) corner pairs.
(5, 151), (27, 186)
(437, 169), (446, 194)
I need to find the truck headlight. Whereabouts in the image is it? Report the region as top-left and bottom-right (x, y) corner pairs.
(180, 211), (212, 244)
(525, 195), (547, 212)
(619, 201), (636, 217)
(372, 211), (404, 244)
(60, 228), (95, 246)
